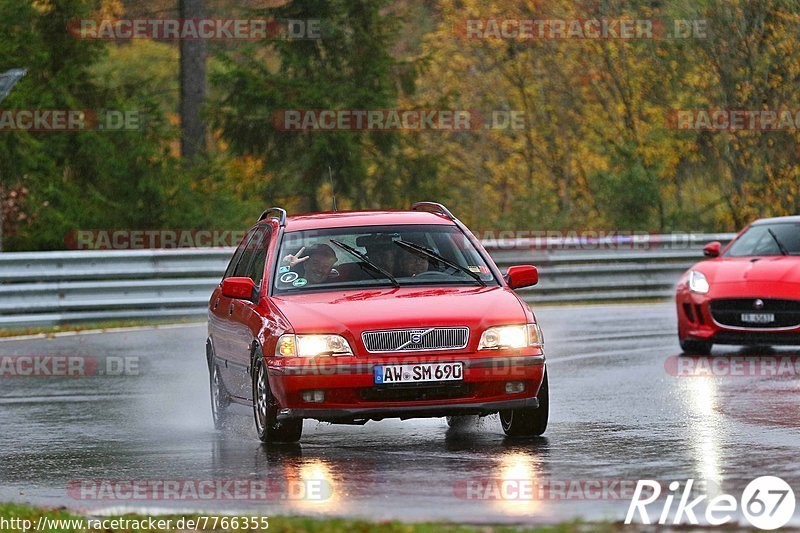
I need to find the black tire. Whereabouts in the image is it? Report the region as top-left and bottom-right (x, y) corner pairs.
(209, 363), (231, 430)
(680, 338), (713, 356)
(446, 415), (478, 429)
(252, 357), (302, 443)
(500, 370), (549, 437)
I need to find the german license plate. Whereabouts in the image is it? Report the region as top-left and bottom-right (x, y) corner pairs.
(373, 362), (463, 384)
(741, 313), (775, 324)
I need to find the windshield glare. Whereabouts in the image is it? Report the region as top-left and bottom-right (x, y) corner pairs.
(725, 223), (800, 257)
(273, 225), (497, 293)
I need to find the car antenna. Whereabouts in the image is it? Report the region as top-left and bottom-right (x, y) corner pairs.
(328, 165), (338, 211)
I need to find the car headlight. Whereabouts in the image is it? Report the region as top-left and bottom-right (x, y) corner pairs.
(688, 270), (710, 294)
(478, 324), (544, 350)
(276, 334), (353, 357)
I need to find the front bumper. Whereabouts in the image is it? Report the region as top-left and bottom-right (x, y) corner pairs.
(277, 396), (539, 422)
(677, 291), (800, 345)
(267, 353), (545, 422)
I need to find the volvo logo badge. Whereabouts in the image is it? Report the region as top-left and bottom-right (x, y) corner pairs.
(754, 299), (765, 310)
(411, 333), (423, 344)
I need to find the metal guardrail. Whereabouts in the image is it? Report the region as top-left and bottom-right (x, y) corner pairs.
(0, 234), (735, 328)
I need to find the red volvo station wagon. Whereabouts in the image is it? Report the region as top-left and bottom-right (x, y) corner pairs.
(207, 203), (547, 442)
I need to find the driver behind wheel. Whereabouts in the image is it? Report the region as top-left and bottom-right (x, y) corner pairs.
(399, 249), (429, 277)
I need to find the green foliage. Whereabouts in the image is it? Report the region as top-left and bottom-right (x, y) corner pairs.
(2, 0), (799, 251)
(212, 0), (437, 212)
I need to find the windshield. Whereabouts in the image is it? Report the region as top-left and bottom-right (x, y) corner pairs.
(725, 223), (800, 257)
(273, 225), (498, 294)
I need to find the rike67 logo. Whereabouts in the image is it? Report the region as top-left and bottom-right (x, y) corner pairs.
(626, 477), (796, 530)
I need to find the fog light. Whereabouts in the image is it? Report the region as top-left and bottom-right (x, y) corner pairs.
(302, 390), (325, 403)
(505, 381), (525, 394)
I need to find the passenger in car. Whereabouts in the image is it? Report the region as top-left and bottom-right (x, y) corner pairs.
(282, 243), (339, 284)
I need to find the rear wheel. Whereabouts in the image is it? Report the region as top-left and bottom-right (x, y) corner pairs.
(252, 357), (303, 443)
(209, 363), (231, 430)
(500, 370), (549, 437)
(680, 338), (713, 356)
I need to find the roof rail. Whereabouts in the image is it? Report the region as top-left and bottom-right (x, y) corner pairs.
(411, 202), (456, 221)
(258, 207), (287, 226)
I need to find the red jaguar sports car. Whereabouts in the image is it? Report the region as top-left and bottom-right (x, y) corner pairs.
(207, 202), (548, 442)
(677, 216), (800, 354)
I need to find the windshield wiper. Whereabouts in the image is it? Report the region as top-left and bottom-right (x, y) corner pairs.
(394, 240), (486, 286)
(329, 239), (400, 288)
(767, 228), (790, 256)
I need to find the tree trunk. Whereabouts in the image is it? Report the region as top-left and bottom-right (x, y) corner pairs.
(179, 0), (207, 161)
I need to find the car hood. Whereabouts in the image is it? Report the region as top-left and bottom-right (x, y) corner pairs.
(696, 256), (800, 284)
(272, 286), (528, 338)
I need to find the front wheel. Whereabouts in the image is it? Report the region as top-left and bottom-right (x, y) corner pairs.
(680, 338), (712, 356)
(500, 370), (549, 437)
(252, 357), (302, 443)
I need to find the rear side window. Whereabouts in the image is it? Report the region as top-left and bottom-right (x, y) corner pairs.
(233, 226), (271, 284)
(246, 227), (272, 286)
(223, 230), (253, 280)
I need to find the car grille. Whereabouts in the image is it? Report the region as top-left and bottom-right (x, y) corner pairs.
(710, 298), (800, 329)
(362, 327), (469, 353)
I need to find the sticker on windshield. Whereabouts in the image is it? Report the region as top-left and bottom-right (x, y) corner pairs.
(279, 265), (290, 274)
(468, 266), (481, 273)
(280, 272), (299, 284)
(293, 278), (308, 287)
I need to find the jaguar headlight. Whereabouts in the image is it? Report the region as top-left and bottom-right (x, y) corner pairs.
(276, 334), (353, 357)
(478, 324), (544, 350)
(688, 270), (710, 294)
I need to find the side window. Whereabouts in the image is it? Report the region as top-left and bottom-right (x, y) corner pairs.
(223, 230), (254, 280)
(246, 227), (272, 286)
(233, 226), (271, 284)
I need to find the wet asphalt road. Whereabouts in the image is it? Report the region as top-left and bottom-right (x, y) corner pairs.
(0, 302), (799, 526)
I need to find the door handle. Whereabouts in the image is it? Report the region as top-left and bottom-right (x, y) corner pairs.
(229, 303), (234, 316)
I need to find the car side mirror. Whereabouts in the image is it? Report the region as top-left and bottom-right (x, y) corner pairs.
(506, 265), (539, 290)
(221, 277), (257, 301)
(703, 241), (721, 258)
